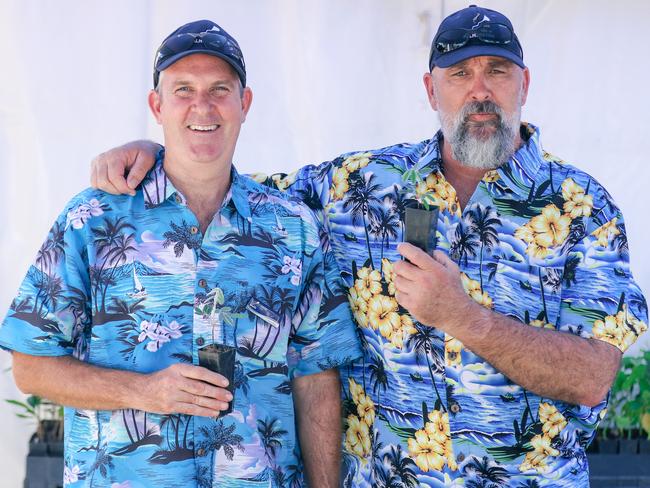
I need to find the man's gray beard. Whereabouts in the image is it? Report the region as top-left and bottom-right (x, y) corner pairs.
(439, 100), (520, 170)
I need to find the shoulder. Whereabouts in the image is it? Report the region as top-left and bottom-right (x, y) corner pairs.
(334, 139), (434, 166)
(58, 187), (136, 232)
(538, 151), (623, 229)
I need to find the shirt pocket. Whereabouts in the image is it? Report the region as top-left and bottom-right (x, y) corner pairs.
(234, 295), (293, 365)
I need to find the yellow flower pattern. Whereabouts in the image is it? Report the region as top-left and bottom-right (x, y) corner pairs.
(345, 379), (375, 460)
(591, 217), (620, 248)
(460, 273), (493, 308)
(407, 410), (456, 473)
(519, 403), (567, 473)
(593, 305), (648, 352)
(561, 178), (593, 218)
(348, 264), (416, 349)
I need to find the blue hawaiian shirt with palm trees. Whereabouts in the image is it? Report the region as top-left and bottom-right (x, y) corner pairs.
(255, 123), (648, 487)
(1, 155), (361, 487)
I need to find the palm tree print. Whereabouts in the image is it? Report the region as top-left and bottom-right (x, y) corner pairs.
(257, 417), (288, 464)
(385, 185), (409, 239)
(370, 205), (400, 262)
(88, 446), (114, 485)
(35, 221), (65, 273)
(467, 204), (501, 290)
(368, 352), (389, 408)
(162, 220), (202, 257)
(383, 445), (419, 488)
(91, 217), (136, 314)
(405, 324), (445, 411)
(449, 218), (479, 266)
(196, 420), (244, 461)
(343, 172), (382, 267)
(463, 455), (510, 486)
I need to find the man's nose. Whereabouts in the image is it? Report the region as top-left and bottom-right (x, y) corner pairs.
(469, 74), (491, 101)
(192, 91), (216, 113)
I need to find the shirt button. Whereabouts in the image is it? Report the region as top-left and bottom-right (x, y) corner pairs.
(456, 452), (465, 463)
(451, 203), (458, 213)
(174, 194), (182, 204)
(196, 448), (205, 457)
(190, 226), (199, 234)
(450, 251), (460, 262)
(198, 279), (207, 288)
(196, 337), (205, 346)
(449, 401), (461, 414)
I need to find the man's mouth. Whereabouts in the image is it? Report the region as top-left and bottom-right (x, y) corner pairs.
(467, 113), (498, 121)
(188, 124), (219, 132)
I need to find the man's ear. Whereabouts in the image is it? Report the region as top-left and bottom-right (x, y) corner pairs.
(520, 67), (531, 107)
(148, 89), (163, 124)
(240, 87), (253, 123)
(423, 71), (439, 111)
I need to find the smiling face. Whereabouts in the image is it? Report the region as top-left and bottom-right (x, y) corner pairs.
(148, 53), (252, 170)
(424, 56), (530, 169)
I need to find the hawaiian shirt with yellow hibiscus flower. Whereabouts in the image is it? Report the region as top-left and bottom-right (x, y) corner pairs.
(258, 123), (648, 487)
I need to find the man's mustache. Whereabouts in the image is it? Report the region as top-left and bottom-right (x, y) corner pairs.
(461, 101), (503, 126)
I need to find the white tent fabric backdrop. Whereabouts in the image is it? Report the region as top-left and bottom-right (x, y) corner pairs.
(1, 0), (648, 484)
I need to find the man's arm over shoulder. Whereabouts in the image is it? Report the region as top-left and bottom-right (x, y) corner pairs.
(90, 140), (161, 195)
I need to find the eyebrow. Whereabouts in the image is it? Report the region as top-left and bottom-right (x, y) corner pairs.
(486, 58), (514, 68)
(448, 57), (514, 70)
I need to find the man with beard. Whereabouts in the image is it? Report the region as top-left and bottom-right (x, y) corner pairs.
(89, 5), (647, 486)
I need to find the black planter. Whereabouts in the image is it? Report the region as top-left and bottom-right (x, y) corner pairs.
(24, 440), (63, 488)
(639, 439), (650, 454)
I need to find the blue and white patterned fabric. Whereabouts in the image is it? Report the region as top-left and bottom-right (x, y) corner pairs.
(1, 151), (361, 487)
(257, 123), (648, 487)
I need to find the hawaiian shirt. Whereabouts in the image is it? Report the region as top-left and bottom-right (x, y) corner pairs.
(0, 154), (361, 488)
(256, 123), (648, 487)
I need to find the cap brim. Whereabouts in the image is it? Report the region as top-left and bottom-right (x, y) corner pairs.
(433, 44), (525, 70)
(156, 50), (246, 85)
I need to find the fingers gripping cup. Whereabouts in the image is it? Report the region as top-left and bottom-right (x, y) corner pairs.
(198, 343), (237, 417)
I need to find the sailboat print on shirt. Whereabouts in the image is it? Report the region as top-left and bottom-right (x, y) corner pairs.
(128, 263), (147, 299)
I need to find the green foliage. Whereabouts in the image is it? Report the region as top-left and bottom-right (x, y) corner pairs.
(605, 349), (650, 438)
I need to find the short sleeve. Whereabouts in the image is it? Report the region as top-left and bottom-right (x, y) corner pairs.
(556, 184), (647, 352)
(0, 196), (93, 357)
(253, 159), (337, 212)
(286, 209), (362, 379)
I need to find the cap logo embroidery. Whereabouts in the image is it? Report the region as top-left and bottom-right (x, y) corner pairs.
(472, 13), (491, 29)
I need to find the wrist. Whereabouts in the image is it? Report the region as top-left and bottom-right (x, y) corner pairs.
(444, 297), (492, 343)
(116, 369), (146, 410)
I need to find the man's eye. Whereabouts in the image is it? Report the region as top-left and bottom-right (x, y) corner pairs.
(451, 70), (466, 77)
(175, 87), (191, 94)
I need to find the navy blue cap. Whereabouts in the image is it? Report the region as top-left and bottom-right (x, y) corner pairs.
(429, 5), (524, 71)
(153, 20), (246, 88)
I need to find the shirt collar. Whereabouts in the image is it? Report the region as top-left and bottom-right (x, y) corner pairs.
(493, 122), (545, 200)
(140, 148), (252, 220)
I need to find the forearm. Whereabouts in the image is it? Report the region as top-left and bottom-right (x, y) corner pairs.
(292, 369), (341, 488)
(449, 302), (621, 406)
(12, 352), (144, 410)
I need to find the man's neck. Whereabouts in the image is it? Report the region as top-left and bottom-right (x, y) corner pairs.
(163, 155), (232, 234)
(440, 132), (524, 210)
(440, 142), (487, 211)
